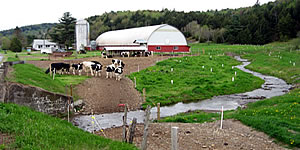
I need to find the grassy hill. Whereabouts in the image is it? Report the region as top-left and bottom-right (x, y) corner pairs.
(0, 103), (137, 149)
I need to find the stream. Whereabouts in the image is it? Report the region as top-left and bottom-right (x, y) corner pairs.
(0, 54), (3, 63)
(72, 56), (291, 132)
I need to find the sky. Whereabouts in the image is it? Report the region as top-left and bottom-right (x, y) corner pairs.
(0, 0), (275, 31)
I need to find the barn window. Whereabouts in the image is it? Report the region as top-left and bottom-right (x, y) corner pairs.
(173, 46), (178, 50)
(156, 46), (161, 50)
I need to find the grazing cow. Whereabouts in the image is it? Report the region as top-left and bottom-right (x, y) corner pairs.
(121, 51), (130, 57)
(45, 63), (70, 80)
(114, 66), (124, 81)
(61, 63), (71, 74)
(82, 61), (102, 76)
(112, 59), (125, 68)
(131, 52), (141, 57)
(71, 63), (83, 75)
(101, 51), (107, 58)
(106, 64), (115, 78)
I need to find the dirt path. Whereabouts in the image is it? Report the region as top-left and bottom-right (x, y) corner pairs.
(28, 55), (173, 114)
(97, 119), (287, 150)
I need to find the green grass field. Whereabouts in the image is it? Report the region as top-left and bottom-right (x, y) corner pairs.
(0, 103), (137, 150)
(7, 64), (89, 94)
(129, 55), (264, 107)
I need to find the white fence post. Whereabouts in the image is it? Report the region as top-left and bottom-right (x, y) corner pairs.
(220, 106), (224, 129)
(171, 127), (178, 150)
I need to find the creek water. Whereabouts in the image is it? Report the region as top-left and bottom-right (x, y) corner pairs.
(72, 56), (291, 132)
(0, 55), (3, 63)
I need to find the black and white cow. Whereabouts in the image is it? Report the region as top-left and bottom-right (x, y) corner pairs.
(121, 51), (130, 57)
(131, 52), (141, 57)
(71, 63), (83, 75)
(114, 66), (124, 81)
(91, 61), (103, 76)
(106, 64), (115, 78)
(91, 63), (102, 77)
(101, 51), (107, 58)
(112, 59), (125, 68)
(82, 61), (102, 76)
(45, 63), (70, 80)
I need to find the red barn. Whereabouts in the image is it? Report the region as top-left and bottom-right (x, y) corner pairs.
(96, 24), (189, 55)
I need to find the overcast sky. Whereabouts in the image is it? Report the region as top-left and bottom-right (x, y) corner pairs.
(0, 0), (275, 31)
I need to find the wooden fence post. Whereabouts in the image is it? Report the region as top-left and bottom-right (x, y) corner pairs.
(70, 84), (73, 97)
(171, 127), (178, 150)
(129, 118), (137, 144)
(122, 104), (128, 142)
(141, 105), (151, 150)
(157, 103), (160, 120)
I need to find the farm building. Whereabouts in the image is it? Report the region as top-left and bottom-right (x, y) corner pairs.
(96, 24), (189, 56)
(32, 39), (57, 51)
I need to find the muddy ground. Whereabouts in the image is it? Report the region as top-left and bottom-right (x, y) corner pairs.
(0, 132), (14, 146)
(28, 55), (173, 114)
(97, 119), (287, 150)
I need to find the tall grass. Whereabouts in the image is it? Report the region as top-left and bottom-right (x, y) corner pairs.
(0, 103), (137, 149)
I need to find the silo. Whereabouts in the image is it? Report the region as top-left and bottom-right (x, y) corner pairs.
(76, 19), (90, 51)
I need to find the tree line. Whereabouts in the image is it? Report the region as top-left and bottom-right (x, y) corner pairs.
(87, 0), (300, 44)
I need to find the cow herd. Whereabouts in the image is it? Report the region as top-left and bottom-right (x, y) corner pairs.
(45, 59), (125, 81)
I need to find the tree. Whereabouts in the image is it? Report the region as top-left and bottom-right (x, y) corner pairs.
(10, 37), (22, 52)
(1, 37), (11, 50)
(50, 12), (76, 49)
(13, 26), (26, 48)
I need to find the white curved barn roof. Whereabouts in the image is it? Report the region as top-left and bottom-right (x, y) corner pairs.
(96, 24), (187, 46)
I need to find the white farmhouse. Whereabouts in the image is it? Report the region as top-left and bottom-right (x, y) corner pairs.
(32, 39), (57, 52)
